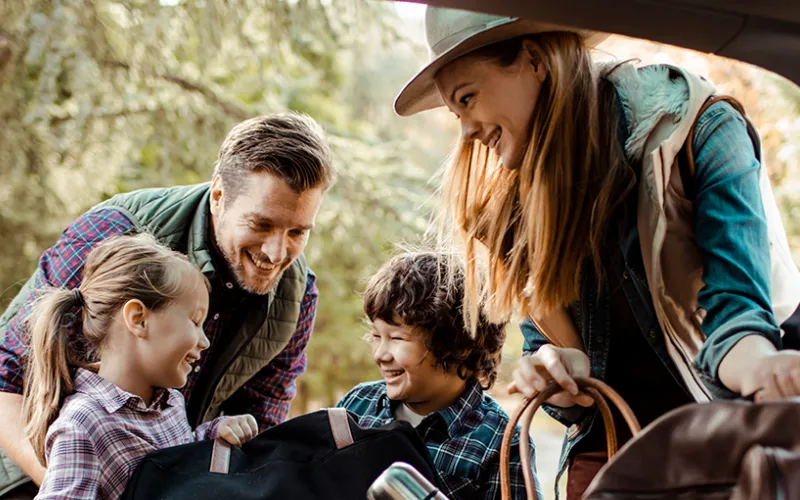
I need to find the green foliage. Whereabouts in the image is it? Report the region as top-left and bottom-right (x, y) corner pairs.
(0, 0), (455, 409)
(5, 2), (798, 414)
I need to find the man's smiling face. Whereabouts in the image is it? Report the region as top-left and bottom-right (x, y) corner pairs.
(210, 171), (323, 294)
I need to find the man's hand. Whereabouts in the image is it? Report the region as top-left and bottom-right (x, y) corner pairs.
(508, 345), (595, 408)
(218, 414), (259, 446)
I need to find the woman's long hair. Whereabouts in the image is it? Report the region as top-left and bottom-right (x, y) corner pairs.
(23, 233), (207, 464)
(438, 33), (634, 331)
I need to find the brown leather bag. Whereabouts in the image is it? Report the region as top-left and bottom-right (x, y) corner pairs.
(499, 377), (642, 500)
(500, 378), (800, 499)
(582, 398), (800, 499)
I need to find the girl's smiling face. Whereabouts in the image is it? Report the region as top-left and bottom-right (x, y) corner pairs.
(138, 271), (210, 389)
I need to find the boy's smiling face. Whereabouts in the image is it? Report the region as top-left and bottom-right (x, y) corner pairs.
(369, 319), (467, 415)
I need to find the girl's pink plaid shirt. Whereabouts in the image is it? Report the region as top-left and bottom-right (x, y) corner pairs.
(36, 368), (225, 500)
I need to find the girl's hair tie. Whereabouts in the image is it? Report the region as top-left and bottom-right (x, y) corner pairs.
(72, 288), (84, 308)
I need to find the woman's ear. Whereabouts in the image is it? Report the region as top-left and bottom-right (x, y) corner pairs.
(520, 39), (547, 83)
(122, 299), (149, 339)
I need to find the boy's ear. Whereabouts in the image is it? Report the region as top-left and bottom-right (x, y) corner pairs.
(122, 299), (150, 339)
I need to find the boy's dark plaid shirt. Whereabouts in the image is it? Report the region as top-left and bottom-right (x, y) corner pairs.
(337, 380), (540, 500)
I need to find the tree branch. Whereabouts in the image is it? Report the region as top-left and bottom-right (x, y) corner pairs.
(100, 60), (249, 120)
(49, 105), (170, 126)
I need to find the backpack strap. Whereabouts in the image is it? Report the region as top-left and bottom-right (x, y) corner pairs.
(210, 438), (231, 474)
(681, 95), (747, 198)
(328, 408), (355, 449)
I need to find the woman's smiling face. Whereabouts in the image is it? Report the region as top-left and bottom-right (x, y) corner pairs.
(434, 39), (547, 170)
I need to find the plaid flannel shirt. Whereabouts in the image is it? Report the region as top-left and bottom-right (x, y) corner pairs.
(37, 368), (224, 499)
(0, 208), (318, 430)
(337, 381), (541, 500)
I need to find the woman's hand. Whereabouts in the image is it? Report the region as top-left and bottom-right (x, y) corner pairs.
(218, 414), (259, 446)
(508, 345), (595, 407)
(719, 334), (800, 401)
(743, 350), (800, 402)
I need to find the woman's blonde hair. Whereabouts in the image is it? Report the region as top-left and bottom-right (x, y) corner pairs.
(23, 233), (208, 464)
(439, 33), (634, 331)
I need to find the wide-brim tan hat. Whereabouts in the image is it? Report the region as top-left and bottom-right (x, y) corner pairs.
(394, 5), (608, 117)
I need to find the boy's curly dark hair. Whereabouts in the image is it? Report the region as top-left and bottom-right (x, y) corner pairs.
(363, 252), (506, 389)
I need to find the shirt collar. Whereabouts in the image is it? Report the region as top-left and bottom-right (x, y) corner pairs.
(73, 368), (177, 414)
(376, 380), (485, 437)
(436, 380), (484, 436)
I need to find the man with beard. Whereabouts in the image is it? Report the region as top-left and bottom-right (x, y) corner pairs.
(0, 113), (335, 498)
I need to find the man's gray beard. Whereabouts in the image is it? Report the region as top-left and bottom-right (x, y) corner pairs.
(214, 229), (285, 295)
(232, 265), (285, 296)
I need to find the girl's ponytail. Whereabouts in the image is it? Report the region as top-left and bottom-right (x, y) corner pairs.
(21, 232), (207, 465)
(22, 288), (82, 465)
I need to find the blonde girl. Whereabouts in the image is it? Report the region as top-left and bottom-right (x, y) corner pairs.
(24, 233), (257, 499)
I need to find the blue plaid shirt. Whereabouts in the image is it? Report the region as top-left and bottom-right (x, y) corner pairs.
(337, 381), (540, 500)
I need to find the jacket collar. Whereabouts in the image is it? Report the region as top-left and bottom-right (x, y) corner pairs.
(186, 185), (216, 275)
(601, 62), (691, 162)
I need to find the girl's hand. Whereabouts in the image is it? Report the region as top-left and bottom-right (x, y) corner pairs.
(218, 414), (259, 446)
(508, 345), (595, 407)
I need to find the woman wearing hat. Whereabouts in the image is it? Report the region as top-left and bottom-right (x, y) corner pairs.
(396, 5), (800, 498)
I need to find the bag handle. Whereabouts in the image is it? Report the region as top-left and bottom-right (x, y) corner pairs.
(682, 95), (746, 198)
(210, 438), (231, 474)
(328, 407), (355, 449)
(208, 408), (354, 474)
(500, 377), (642, 499)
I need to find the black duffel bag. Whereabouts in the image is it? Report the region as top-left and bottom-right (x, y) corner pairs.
(121, 408), (442, 499)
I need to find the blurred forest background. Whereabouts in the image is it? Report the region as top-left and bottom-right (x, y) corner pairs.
(2, 0), (800, 428)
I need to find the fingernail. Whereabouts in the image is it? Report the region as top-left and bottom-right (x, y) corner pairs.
(533, 380), (544, 391)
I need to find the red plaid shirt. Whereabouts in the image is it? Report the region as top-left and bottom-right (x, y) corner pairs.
(0, 208), (318, 430)
(37, 368), (224, 499)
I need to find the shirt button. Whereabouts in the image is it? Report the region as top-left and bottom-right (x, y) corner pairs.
(623, 271), (630, 280)
(194, 366), (201, 373)
(226, 282), (233, 289)
(213, 313), (220, 320)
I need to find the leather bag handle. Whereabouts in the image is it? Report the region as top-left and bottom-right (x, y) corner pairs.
(684, 95), (746, 178)
(208, 408), (355, 474)
(500, 377), (642, 499)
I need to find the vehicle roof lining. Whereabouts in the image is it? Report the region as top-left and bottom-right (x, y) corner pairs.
(421, 0), (800, 85)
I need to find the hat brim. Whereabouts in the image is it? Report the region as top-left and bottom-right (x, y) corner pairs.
(394, 19), (608, 117)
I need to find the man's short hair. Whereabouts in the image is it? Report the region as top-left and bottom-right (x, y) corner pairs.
(363, 252), (506, 389)
(214, 113), (336, 202)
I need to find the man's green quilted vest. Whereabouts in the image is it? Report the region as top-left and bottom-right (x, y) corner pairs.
(0, 184), (307, 494)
